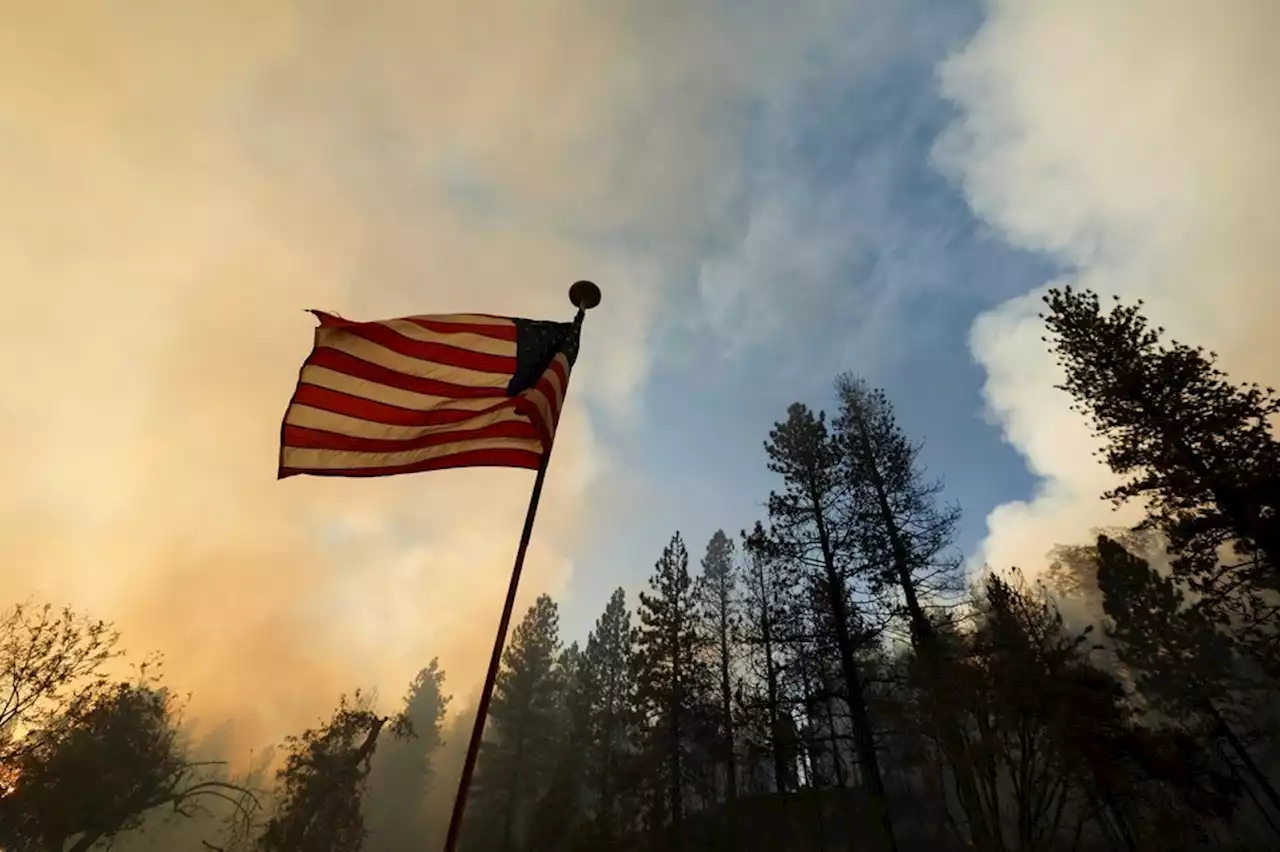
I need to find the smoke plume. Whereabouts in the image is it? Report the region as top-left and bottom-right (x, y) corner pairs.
(936, 0), (1280, 575)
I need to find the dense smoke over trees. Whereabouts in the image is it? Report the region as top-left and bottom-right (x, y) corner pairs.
(2, 289), (1278, 851)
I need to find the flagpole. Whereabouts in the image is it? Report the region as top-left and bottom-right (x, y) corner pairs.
(442, 281), (601, 852)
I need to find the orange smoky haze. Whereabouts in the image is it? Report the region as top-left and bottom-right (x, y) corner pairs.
(0, 0), (808, 755)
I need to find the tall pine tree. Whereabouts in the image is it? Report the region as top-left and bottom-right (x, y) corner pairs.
(1095, 535), (1280, 819)
(467, 594), (563, 852)
(633, 533), (710, 852)
(763, 403), (898, 852)
(365, 660), (450, 852)
(1043, 287), (1280, 670)
(832, 376), (992, 849)
(695, 530), (739, 804)
(525, 642), (590, 852)
(581, 588), (636, 848)
(833, 375), (964, 642)
(740, 523), (797, 795)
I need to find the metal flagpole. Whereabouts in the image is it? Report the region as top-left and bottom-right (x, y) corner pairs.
(442, 280), (601, 852)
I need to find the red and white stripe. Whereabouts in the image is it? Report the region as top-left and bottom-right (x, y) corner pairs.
(278, 311), (572, 478)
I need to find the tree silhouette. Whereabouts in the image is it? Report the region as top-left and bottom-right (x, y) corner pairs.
(257, 692), (403, 852)
(365, 660), (450, 852)
(525, 642), (591, 851)
(1095, 535), (1280, 822)
(762, 403), (898, 852)
(466, 594), (564, 852)
(695, 530), (739, 805)
(0, 602), (120, 768)
(833, 375), (965, 642)
(1043, 287), (1280, 672)
(833, 376), (991, 848)
(740, 523), (798, 796)
(1, 674), (256, 852)
(633, 533), (711, 852)
(579, 588), (636, 848)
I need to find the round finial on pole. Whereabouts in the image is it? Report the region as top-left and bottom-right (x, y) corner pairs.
(569, 280), (602, 311)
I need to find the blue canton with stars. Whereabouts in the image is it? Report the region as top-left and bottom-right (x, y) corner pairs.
(506, 317), (581, 397)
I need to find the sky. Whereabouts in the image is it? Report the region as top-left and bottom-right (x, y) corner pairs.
(2, 0), (1277, 758)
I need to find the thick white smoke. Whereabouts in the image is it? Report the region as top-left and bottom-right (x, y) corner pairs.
(936, 0), (1280, 575)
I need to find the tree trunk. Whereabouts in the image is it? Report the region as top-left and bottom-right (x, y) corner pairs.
(670, 611), (685, 852)
(1207, 700), (1280, 816)
(502, 729), (525, 852)
(810, 484), (899, 852)
(600, 728), (615, 843)
(750, 548), (789, 794)
(719, 608), (737, 802)
(798, 656), (818, 788)
(848, 407), (998, 852)
(763, 608), (788, 794)
(821, 672), (848, 789)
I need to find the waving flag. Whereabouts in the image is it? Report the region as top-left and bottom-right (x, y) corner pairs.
(275, 283), (600, 852)
(278, 310), (580, 478)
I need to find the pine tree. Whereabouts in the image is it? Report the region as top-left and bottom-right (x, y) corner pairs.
(762, 403), (898, 852)
(972, 570), (1239, 850)
(365, 660), (450, 852)
(740, 523), (797, 795)
(1042, 287), (1280, 665)
(1043, 526), (1164, 620)
(695, 530), (739, 804)
(833, 375), (964, 642)
(1095, 537), (1233, 716)
(525, 642), (589, 852)
(258, 692), (405, 852)
(966, 574), (1115, 851)
(832, 376), (993, 848)
(580, 588), (635, 848)
(1095, 535), (1280, 818)
(633, 533), (710, 852)
(468, 594), (563, 852)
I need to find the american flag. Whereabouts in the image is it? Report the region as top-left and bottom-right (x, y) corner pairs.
(278, 310), (580, 478)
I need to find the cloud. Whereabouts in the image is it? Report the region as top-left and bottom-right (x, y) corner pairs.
(697, 187), (865, 349)
(935, 0), (1280, 574)
(690, 0), (988, 370)
(0, 0), (856, 755)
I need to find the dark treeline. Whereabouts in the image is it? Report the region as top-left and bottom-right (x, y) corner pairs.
(2, 287), (1278, 851)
